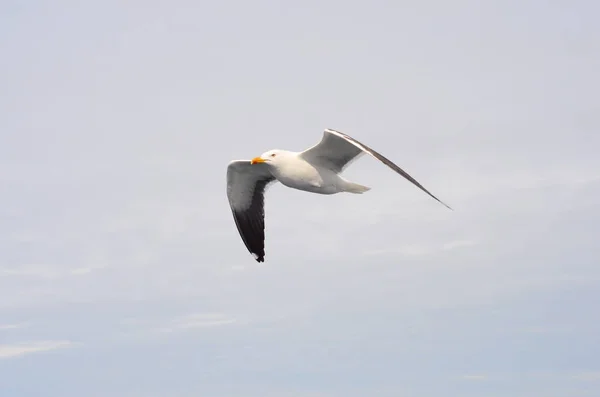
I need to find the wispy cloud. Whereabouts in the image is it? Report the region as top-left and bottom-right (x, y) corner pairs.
(365, 239), (479, 257)
(0, 340), (78, 359)
(69, 265), (106, 275)
(0, 265), (60, 279)
(0, 264), (105, 279)
(460, 374), (489, 381)
(155, 313), (238, 334)
(364, 244), (432, 257)
(518, 325), (574, 335)
(442, 239), (478, 250)
(0, 322), (28, 330)
(570, 372), (600, 382)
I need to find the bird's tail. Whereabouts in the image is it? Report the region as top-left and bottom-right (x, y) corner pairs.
(343, 181), (371, 194)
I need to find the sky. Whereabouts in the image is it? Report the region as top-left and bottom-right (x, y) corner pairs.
(1, 0), (600, 396)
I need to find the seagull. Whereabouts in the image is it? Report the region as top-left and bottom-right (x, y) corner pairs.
(226, 128), (451, 262)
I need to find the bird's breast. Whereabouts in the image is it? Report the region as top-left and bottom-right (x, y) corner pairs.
(272, 162), (339, 194)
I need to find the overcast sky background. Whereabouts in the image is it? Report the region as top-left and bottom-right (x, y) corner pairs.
(1, 1), (600, 396)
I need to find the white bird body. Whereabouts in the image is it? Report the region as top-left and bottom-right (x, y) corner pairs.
(266, 151), (367, 195)
(226, 128), (451, 262)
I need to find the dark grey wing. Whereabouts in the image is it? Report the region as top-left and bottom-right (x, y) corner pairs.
(226, 160), (277, 262)
(301, 129), (452, 210)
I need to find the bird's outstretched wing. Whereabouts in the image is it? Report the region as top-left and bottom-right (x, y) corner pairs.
(300, 128), (452, 210)
(226, 160), (277, 262)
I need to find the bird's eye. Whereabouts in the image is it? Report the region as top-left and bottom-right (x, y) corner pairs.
(271, 153), (276, 157)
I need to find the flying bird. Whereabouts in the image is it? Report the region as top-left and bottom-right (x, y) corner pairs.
(226, 128), (451, 262)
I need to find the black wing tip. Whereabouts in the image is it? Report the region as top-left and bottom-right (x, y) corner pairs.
(439, 200), (453, 211)
(428, 194), (453, 211)
(253, 253), (265, 262)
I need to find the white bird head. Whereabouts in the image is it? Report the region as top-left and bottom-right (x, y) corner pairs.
(250, 149), (289, 165)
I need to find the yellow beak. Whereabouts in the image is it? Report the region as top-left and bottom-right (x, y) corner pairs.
(251, 157), (265, 164)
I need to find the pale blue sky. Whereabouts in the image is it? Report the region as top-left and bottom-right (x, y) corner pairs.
(1, 1), (600, 396)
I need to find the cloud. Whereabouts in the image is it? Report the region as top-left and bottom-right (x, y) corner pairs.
(0, 264), (104, 279)
(154, 313), (238, 334)
(0, 340), (78, 359)
(442, 239), (478, 250)
(460, 375), (489, 381)
(519, 326), (574, 335)
(364, 244), (431, 257)
(364, 238), (479, 257)
(0, 265), (61, 279)
(0, 323), (27, 330)
(570, 372), (600, 382)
